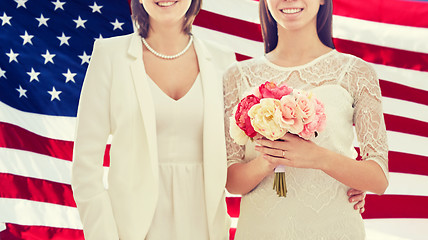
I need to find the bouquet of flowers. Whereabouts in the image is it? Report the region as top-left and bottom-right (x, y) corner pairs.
(229, 81), (326, 197)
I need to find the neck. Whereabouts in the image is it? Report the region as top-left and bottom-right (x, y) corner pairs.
(145, 21), (190, 55)
(274, 24), (327, 59)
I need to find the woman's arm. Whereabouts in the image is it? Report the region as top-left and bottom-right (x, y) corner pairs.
(226, 154), (272, 195)
(71, 39), (119, 240)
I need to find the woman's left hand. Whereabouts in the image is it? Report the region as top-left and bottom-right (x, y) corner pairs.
(254, 133), (327, 170)
(348, 188), (366, 214)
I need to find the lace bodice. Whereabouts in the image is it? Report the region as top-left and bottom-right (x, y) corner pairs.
(223, 50), (389, 239)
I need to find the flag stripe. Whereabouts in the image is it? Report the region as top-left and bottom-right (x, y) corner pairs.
(379, 80), (428, 107)
(383, 114), (428, 138)
(0, 173), (76, 207)
(2, 148), (428, 195)
(0, 122), (73, 162)
(197, 6), (428, 55)
(333, 38), (428, 72)
(332, 15), (428, 54)
(1, 171), (427, 210)
(333, 0), (428, 28)
(0, 122), (110, 166)
(0, 223), (83, 240)
(388, 151), (428, 176)
(0, 198), (82, 229)
(226, 195), (428, 219)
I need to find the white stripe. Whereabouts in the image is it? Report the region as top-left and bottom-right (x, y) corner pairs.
(333, 15), (428, 54)
(1, 137), (428, 194)
(0, 101), (75, 141)
(383, 97), (428, 123)
(0, 198), (82, 229)
(193, 26), (264, 58)
(387, 131), (428, 157)
(231, 217), (428, 240)
(383, 173), (428, 196)
(202, 0), (259, 24)
(227, 173), (428, 198)
(2, 200), (427, 240)
(0, 148), (72, 184)
(202, 1), (428, 54)
(372, 63), (428, 91)
(364, 218), (428, 240)
(0, 148), (109, 187)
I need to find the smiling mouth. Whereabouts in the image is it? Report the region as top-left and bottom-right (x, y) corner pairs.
(281, 8), (303, 14)
(156, 1), (177, 7)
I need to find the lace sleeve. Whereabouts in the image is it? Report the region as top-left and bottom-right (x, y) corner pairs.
(223, 63), (246, 167)
(346, 58), (389, 180)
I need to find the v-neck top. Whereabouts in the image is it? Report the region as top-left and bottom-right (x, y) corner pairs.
(145, 74), (209, 239)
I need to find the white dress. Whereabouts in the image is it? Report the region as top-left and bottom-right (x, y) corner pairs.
(146, 74), (210, 240)
(223, 50), (389, 240)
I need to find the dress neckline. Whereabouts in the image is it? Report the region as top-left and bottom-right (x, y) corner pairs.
(147, 73), (201, 102)
(261, 49), (336, 71)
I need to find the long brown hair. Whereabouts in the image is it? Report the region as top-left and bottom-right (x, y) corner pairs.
(131, 0), (202, 38)
(259, 0), (334, 54)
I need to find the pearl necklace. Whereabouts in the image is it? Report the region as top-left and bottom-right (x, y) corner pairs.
(141, 35), (193, 60)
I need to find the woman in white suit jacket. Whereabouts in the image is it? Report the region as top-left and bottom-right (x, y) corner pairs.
(71, 0), (235, 239)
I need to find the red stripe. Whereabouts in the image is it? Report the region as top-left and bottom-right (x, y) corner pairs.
(194, 10), (263, 42)
(0, 122), (73, 161)
(0, 223), (83, 240)
(2, 121), (428, 175)
(0, 122), (110, 166)
(380, 80), (428, 107)
(226, 195), (428, 219)
(388, 151), (428, 176)
(0, 173), (76, 207)
(363, 195), (428, 219)
(334, 38), (428, 72)
(1, 172), (427, 219)
(235, 53), (252, 62)
(226, 196), (241, 217)
(333, 0), (428, 28)
(229, 228), (236, 240)
(384, 114), (428, 138)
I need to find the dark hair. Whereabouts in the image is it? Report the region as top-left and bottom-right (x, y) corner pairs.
(259, 0), (334, 54)
(131, 0), (202, 38)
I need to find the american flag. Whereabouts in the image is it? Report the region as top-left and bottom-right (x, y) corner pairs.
(0, 0), (427, 239)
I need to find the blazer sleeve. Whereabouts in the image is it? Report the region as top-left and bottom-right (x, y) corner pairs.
(71, 39), (119, 240)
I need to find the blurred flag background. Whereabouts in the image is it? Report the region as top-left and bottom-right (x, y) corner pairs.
(0, 0), (427, 239)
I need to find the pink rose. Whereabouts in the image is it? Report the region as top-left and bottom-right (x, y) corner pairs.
(235, 94), (260, 138)
(258, 81), (293, 100)
(277, 95), (304, 134)
(298, 97), (326, 139)
(314, 99), (327, 132)
(294, 91), (316, 124)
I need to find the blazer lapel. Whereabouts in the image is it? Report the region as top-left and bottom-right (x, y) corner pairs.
(194, 38), (228, 235)
(128, 32), (159, 177)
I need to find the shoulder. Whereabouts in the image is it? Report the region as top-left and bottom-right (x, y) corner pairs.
(92, 32), (135, 53)
(194, 37), (236, 69)
(335, 51), (378, 78)
(224, 57), (261, 77)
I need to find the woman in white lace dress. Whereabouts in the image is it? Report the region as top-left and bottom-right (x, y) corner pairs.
(223, 0), (389, 239)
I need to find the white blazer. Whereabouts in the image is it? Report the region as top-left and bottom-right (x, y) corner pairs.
(71, 32), (236, 240)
